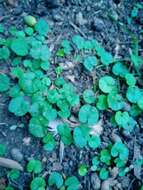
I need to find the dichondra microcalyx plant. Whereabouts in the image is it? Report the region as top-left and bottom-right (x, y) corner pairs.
(0, 15), (142, 189)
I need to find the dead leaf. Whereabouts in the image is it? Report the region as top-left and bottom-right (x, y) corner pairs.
(0, 157), (23, 171)
(89, 120), (103, 136)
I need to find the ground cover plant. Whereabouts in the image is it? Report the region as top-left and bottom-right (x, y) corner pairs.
(0, 1), (143, 189)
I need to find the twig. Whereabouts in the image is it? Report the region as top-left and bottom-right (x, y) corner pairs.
(127, 178), (136, 190)
(69, 21), (87, 38)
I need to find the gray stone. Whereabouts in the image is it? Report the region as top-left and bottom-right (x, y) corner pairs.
(76, 12), (87, 26)
(92, 18), (104, 32)
(91, 173), (101, 190)
(11, 148), (23, 162)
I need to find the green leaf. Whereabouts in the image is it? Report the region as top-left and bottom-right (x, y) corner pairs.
(43, 105), (57, 121)
(29, 117), (46, 138)
(48, 172), (63, 189)
(78, 165), (88, 176)
(83, 89), (96, 104)
(112, 62), (129, 77)
(126, 86), (143, 103)
(61, 39), (72, 54)
(40, 61), (50, 71)
(42, 133), (56, 151)
(25, 27), (34, 36)
(72, 35), (85, 50)
(96, 95), (108, 110)
(100, 50), (113, 65)
(35, 19), (49, 36)
(8, 169), (20, 180)
(78, 104), (99, 125)
(91, 156), (99, 171)
(114, 158), (126, 168)
(0, 144), (6, 156)
(18, 72), (35, 94)
(65, 176), (80, 190)
(125, 73), (136, 86)
(111, 142), (129, 160)
(30, 177), (46, 190)
(88, 135), (101, 149)
(30, 45), (51, 61)
(99, 168), (109, 180)
(137, 98), (143, 110)
(8, 96), (30, 116)
(115, 111), (130, 126)
(107, 92), (125, 111)
(11, 38), (29, 56)
(99, 76), (116, 93)
(0, 46), (10, 60)
(73, 125), (90, 148)
(100, 149), (111, 165)
(0, 73), (10, 92)
(27, 159), (42, 174)
(83, 56), (97, 71)
(57, 124), (72, 145)
(130, 105), (142, 117)
(0, 24), (4, 33)
(131, 52), (143, 67)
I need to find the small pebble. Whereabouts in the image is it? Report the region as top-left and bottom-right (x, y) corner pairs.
(76, 12), (87, 26)
(11, 148), (23, 162)
(91, 173), (101, 190)
(91, 18), (104, 32)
